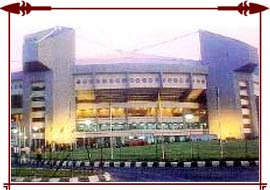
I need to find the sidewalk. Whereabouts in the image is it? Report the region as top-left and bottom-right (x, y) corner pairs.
(11, 172), (111, 182)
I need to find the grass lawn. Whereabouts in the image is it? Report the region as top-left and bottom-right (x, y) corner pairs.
(11, 167), (100, 177)
(42, 140), (258, 162)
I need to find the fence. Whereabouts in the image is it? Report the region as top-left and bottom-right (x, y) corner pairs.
(42, 139), (258, 162)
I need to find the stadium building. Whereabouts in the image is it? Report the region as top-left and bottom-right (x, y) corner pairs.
(11, 27), (259, 149)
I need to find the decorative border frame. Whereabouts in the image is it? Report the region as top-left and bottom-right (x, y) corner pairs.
(1, 1), (268, 190)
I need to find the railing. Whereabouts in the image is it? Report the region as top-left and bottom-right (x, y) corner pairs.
(42, 140), (258, 162)
(75, 129), (209, 138)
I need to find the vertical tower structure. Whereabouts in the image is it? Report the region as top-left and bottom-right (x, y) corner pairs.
(22, 26), (75, 146)
(199, 30), (259, 139)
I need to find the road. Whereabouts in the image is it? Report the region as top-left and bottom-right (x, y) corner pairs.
(104, 167), (259, 182)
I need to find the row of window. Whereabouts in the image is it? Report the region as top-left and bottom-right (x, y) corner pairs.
(11, 83), (23, 90)
(76, 122), (208, 132)
(76, 77), (206, 85)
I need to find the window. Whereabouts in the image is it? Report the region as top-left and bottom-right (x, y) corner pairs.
(173, 78), (178, 83)
(96, 79), (100, 83)
(102, 79), (107, 83)
(82, 79), (87, 84)
(32, 97), (45, 101)
(186, 78), (190, 83)
(197, 79), (200, 83)
(168, 78), (172, 83)
(241, 105), (249, 109)
(180, 78), (183, 83)
(155, 77), (160, 82)
(148, 78), (153, 83)
(163, 78), (166, 83)
(76, 79), (81, 84)
(115, 78), (120, 83)
(142, 78), (147, 83)
(243, 115), (250, 119)
(122, 78), (127, 83)
(130, 78), (134, 83)
(11, 95), (22, 108)
(240, 86), (247, 90)
(32, 107), (46, 112)
(109, 79), (114, 83)
(32, 86), (45, 91)
(32, 118), (45, 122)
(136, 78), (140, 83)
(201, 79), (205, 84)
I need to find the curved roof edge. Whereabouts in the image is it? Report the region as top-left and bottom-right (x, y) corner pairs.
(73, 60), (207, 74)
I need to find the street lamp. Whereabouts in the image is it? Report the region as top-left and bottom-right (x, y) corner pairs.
(84, 120), (92, 148)
(184, 113), (194, 159)
(216, 86), (224, 159)
(12, 128), (20, 165)
(33, 134), (37, 152)
(185, 114), (194, 121)
(23, 136), (27, 148)
(12, 128), (18, 134)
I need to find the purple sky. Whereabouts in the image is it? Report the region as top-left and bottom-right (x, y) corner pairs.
(11, 10), (259, 72)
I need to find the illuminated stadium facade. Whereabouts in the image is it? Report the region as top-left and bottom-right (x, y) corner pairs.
(11, 27), (259, 148)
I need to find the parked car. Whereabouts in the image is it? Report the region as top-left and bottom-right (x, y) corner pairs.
(126, 139), (148, 146)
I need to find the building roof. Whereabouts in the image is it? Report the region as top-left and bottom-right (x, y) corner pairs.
(24, 26), (74, 43)
(234, 63), (258, 73)
(73, 57), (207, 74)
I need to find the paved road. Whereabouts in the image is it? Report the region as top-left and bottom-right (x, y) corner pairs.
(104, 167), (259, 182)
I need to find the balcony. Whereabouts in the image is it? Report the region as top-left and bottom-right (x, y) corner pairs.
(31, 122), (45, 129)
(243, 128), (251, 134)
(31, 101), (46, 107)
(241, 108), (250, 115)
(240, 99), (249, 106)
(240, 90), (249, 96)
(242, 118), (251, 124)
(31, 111), (45, 118)
(31, 91), (45, 98)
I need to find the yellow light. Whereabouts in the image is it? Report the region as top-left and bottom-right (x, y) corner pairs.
(45, 115), (75, 144)
(209, 109), (243, 140)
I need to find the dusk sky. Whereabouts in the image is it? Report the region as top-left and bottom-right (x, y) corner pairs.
(10, 10), (259, 72)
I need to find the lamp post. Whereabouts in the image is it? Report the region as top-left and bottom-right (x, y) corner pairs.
(19, 132), (23, 150)
(23, 136), (27, 148)
(12, 128), (20, 169)
(33, 134), (36, 152)
(109, 102), (114, 160)
(216, 87), (224, 159)
(84, 120), (92, 148)
(157, 91), (165, 160)
(184, 113), (194, 159)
